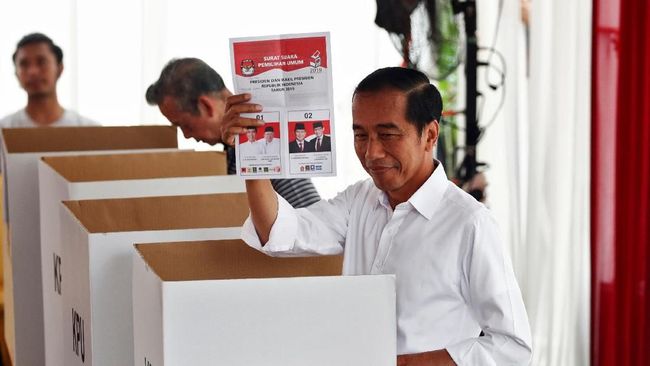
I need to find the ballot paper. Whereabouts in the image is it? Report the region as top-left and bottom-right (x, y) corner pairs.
(230, 32), (336, 179)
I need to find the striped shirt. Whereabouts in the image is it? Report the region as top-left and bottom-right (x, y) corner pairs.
(226, 145), (321, 208)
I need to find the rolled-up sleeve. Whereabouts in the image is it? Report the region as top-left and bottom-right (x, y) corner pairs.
(242, 193), (301, 254)
(446, 210), (533, 365)
(242, 183), (357, 256)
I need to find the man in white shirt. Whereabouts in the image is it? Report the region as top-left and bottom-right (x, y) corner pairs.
(223, 67), (532, 365)
(0, 33), (97, 128)
(239, 126), (263, 156)
(260, 125), (280, 155)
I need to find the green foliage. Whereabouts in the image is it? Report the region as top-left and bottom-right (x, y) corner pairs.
(432, 1), (460, 177)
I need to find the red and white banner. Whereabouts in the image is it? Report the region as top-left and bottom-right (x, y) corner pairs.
(232, 36), (328, 77)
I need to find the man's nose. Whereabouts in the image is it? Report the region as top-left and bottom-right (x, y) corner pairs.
(365, 137), (385, 160)
(22, 64), (39, 77)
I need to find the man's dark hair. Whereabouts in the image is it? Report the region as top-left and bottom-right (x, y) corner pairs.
(145, 58), (226, 114)
(12, 33), (63, 64)
(353, 67), (443, 135)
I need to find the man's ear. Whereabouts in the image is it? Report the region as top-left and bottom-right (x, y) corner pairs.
(197, 95), (215, 118)
(424, 120), (439, 152)
(56, 63), (64, 79)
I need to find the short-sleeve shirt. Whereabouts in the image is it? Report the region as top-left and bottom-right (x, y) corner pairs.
(0, 108), (99, 128)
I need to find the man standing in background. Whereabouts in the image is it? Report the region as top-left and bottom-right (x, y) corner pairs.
(0, 33), (97, 127)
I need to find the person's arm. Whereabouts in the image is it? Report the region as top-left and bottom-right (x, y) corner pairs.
(241, 178), (369, 257)
(397, 350), (456, 366)
(220, 93), (276, 243)
(245, 179), (277, 245)
(445, 210), (532, 365)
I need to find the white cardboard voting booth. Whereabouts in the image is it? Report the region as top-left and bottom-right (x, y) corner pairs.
(60, 193), (249, 366)
(132, 240), (396, 366)
(38, 151), (244, 366)
(0, 126), (177, 366)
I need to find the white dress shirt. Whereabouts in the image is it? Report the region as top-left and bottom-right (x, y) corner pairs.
(239, 140), (263, 156)
(260, 138), (280, 155)
(242, 163), (532, 365)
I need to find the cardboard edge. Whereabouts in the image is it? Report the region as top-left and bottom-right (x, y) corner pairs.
(132, 244), (165, 365)
(134, 244), (164, 282)
(135, 240), (344, 282)
(60, 193), (249, 234)
(41, 151), (229, 183)
(1, 126), (178, 153)
(60, 201), (90, 235)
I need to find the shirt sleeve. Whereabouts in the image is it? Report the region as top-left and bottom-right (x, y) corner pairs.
(446, 209), (533, 365)
(242, 182), (361, 257)
(80, 116), (101, 126)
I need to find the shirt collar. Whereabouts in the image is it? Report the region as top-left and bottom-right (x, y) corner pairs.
(21, 108), (68, 126)
(409, 162), (448, 220)
(377, 161), (449, 220)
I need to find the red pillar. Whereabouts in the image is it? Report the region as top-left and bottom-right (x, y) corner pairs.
(591, 0), (650, 365)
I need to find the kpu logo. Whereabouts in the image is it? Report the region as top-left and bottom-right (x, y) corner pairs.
(241, 59), (255, 76)
(310, 50), (321, 68)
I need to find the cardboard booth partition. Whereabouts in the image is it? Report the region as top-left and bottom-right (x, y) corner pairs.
(39, 151), (244, 366)
(133, 240), (396, 366)
(60, 193), (249, 366)
(0, 126), (177, 366)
